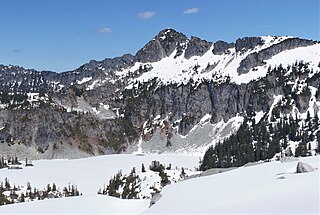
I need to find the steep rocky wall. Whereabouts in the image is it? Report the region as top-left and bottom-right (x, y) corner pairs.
(237, 38), (317, 75)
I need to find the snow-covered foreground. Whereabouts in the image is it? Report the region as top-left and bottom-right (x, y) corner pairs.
(0, 154), (318, 214)
(145, 156), (320, 215)
(0, 154), (199, 214)
(0, 195), (149, 215)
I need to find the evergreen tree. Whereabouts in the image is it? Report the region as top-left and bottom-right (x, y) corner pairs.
(47, 184), (52, 192)
(0, 191), (10, 205)
(181, 167), (186, 176)
(27, 182), (31, 191)
(306, 111), (311, 129)
(19, 193), (25, 202)
(295, 142), (307, 157)
(268, 141), (276, 159)
(199, 146), (215, 171)
(149, 161), (165, 172)
(63, 187), (69, 197)
(282, 136), (288, 150)
(314, 113), (319, 129)
(5, 178), (10, 189)
(141, 163), (146, 173)
(159, 171), (170, 186)
(255, 138), (262, 161)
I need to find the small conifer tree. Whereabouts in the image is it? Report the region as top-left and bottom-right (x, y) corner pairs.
(141, 163), (146, 173)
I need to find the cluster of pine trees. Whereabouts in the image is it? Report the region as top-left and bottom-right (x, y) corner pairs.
(0, 157), (8, 169)
(0, 178), (80, 206)
(99, 161), (178, 199)
(149, 161), (170, 186)
(200, 112), (320, 171)
(0, 157), (33, 169)
(98, 168), (141, 199)
(62, 184), (81, 197)
(0, 92), (29, 108)
(0, 91), (53, 110)
(0, 156), (22, 169)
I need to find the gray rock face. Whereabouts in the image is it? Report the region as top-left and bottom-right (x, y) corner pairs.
(237, 53), (264, 75)
(0, 107), (122, 158)
(213, 40), (235, 55)
(118, 74), (276, 137)
(296, 162), (314, 173)
(0, 53), (136, 93)
(0, 64), (103, 93)
(136, 29), (188, 62)
(237, 38), (317, 75)
(87, 54), (136, 71)
(150, 193), (162, 207)
(0, 65), (64, 92)
(184, 36), (212, 59)
(235, 37), (264, 53)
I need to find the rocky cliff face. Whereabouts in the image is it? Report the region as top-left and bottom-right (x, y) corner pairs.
(237, 38), (317, 75)
(0, 29), (319, 158)
(136, 29), (188, 62)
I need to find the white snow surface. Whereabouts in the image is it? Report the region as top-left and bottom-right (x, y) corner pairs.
(266, 43), (320, 73)
(0, 154), (198, 214)
(0, 155), (318, 214)
(0, 194), (149, 215)
(76, 76), (92, 85)
(0, 154), (198, 195)
(145, 156), (319, 215)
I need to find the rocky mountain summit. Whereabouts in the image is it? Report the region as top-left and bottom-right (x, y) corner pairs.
(0, 28), (319, 159)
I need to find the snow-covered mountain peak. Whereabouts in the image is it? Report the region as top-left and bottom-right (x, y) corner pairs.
(135, 28), (188, 63)
(155, 28), (186, 41)
(113, 32), (319, 89)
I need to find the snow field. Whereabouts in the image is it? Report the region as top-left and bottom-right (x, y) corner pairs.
(0, 154), (199, 196)
(144, 156), (319, 214)
(0, 154), (318, 214)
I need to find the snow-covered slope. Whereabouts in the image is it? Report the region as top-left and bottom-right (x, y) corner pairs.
(0, 154), (318, 214)
(0, 194), (149, 215)
(0, 154), (198, 214)
(145, 156), (319, 214)
(104, 36), (319, 89)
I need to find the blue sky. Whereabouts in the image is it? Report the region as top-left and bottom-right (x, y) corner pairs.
(0, 0), (318, 72)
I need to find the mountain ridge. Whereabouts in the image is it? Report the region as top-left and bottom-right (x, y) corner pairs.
(1, 28), (317, 75)
(0, 28), (319, 159)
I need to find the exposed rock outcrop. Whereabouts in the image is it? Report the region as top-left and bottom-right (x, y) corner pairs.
(213, 40), (234, 55)
(184, 36), (212, 59)
(136, 29), (188, 62)
(235, 37), (264, 53)
(296, 162), (314, 173)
